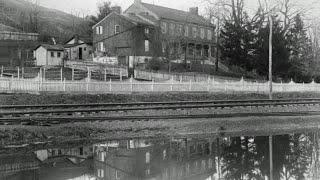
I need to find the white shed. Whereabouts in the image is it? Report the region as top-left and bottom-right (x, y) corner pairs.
(34, 44), (64, 66)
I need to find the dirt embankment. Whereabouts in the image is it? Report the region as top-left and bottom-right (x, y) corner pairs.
(1, 92), (320, 105)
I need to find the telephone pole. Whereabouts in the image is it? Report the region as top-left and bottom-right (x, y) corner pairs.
(269, 15), (273, 100)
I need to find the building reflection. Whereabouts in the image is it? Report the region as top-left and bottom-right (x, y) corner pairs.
(1, 132), (320, 180)
(93, 137), (217, 180)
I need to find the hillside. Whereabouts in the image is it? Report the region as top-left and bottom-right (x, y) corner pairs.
(0, 0), (92, 42)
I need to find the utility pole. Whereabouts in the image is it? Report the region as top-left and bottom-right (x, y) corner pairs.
(269, 15), (273, 100)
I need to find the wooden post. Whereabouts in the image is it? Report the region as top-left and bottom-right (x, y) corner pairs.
(0, 65), (3, 77)
(104, 68), (107, 82)
(60, 67), (63, 82)
(43, 68), (46, 82)
(171, 76), (174, 91)
(151, 79), (154, 92)
(130, 76), (133, 92)
(21, 67), (24, 79)
(87, 67), (90, 82)
(17, 67), (20, 80)
(120, 69), (123, 81)
(72, 68), (74, 81)
(63, 78), (66, 92)
(207, 77), (210, 92)
(109, 78), (112, 92)
(269, 136), (273, 180)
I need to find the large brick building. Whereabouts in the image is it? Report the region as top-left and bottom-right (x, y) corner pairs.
(92, 0), (215, 67)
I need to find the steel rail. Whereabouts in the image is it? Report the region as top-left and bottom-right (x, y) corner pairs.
(0, 111), (318, 124)
(1, 101), (320, 116)
(1, 98), (320, 109)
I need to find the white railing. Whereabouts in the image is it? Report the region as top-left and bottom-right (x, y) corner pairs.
(0, 77), (320, 94)
(134, 69), (247, 82)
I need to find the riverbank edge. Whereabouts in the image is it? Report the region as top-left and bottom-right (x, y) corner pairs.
(1, 114), (320, 148)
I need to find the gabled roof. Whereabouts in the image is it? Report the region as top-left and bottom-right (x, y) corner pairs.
(92, 11), (154, 29)
(35, 44), (64, 51)
(140, 3), (212, 27)
(65, 35), (92, 45)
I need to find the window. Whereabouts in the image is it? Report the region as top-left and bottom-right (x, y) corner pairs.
(57, 52), (61, 58)
(162, 41), (166, 53)
(97, 169), (104, 178)
(51, 52), (55, 57)
(96, 26), (103, 35)
(98, 42), (104, 52)
(146, 152), (150, 163)
(116, 170), (120, 180)
(207, 29), (212, 40)
(145, 40), (150, 52)
(115, 25), (120, 34)
(200, 28), (205, 39)
(184, 26), (189, 37)
(145, 27), (149, 34)
(178, 24), (183, 35)
(84, 47), (87, 51)
(161, 22), (167, 34)
(169, 23), (175, 35)
(192, 27), (198, 38)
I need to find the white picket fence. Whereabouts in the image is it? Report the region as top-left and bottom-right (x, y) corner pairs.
(134, 69), (246, 82)
(0, 76), (319, 94)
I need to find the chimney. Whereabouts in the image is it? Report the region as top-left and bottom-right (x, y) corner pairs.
(74, 34), (79, 44)
(134, 0), (141, 4)
(111, 6), (122, 14)
(189, 7), (199, 16)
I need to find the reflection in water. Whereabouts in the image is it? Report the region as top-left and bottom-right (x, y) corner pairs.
(0, 132), (319, 180)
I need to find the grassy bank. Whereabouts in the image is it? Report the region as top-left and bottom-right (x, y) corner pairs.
(1, 92), (320, 105)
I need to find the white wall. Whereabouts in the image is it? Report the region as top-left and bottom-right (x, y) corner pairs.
(35, 47), (47, 66)
(46, 51), (64, 66)
(67, 44), (93, 61)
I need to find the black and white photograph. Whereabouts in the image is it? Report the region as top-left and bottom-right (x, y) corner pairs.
(1, 0), (320, 179)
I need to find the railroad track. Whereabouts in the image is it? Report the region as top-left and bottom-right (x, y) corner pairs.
(0, 98), (320, 125)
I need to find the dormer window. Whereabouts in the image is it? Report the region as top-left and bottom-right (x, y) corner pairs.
(115, 25), (120, 34)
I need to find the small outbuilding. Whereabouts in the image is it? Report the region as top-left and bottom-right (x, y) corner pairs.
(64, 35), (93, 61)
(34, 44), (64, 66)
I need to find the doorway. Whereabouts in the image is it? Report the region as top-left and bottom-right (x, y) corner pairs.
(79, 47), (83, 60)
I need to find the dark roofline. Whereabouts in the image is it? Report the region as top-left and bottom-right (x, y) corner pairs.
(34, 44), (64, 51)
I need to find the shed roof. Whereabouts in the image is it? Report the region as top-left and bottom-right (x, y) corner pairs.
(35, 44), (64, 51)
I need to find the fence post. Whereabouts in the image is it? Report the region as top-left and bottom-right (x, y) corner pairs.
(43, 67), (46, 81)
(207, 77), (210, 92)
(120, 69), (123, 81)
(86, 79), (89, 92)
(151, 79), (154, 92)
(104, 68), (107, 82)
(17, 67), (20, 80)
(60, 67), (63, 82)
(0, 65), (3, 77)
(9, 76), (13, 91)
(189, 80), (192, 91)
(130, 76), (133, 92)
(21, 67), (24, 79)
(171, 76), (174, 91)
(72, 68), (74, 81)
(63, 78), (66, 92)
(109, 78), (112, 92)
(87, 67), (90, 82)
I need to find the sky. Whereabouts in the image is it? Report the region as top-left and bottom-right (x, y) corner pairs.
(36, 0), (320, 18)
